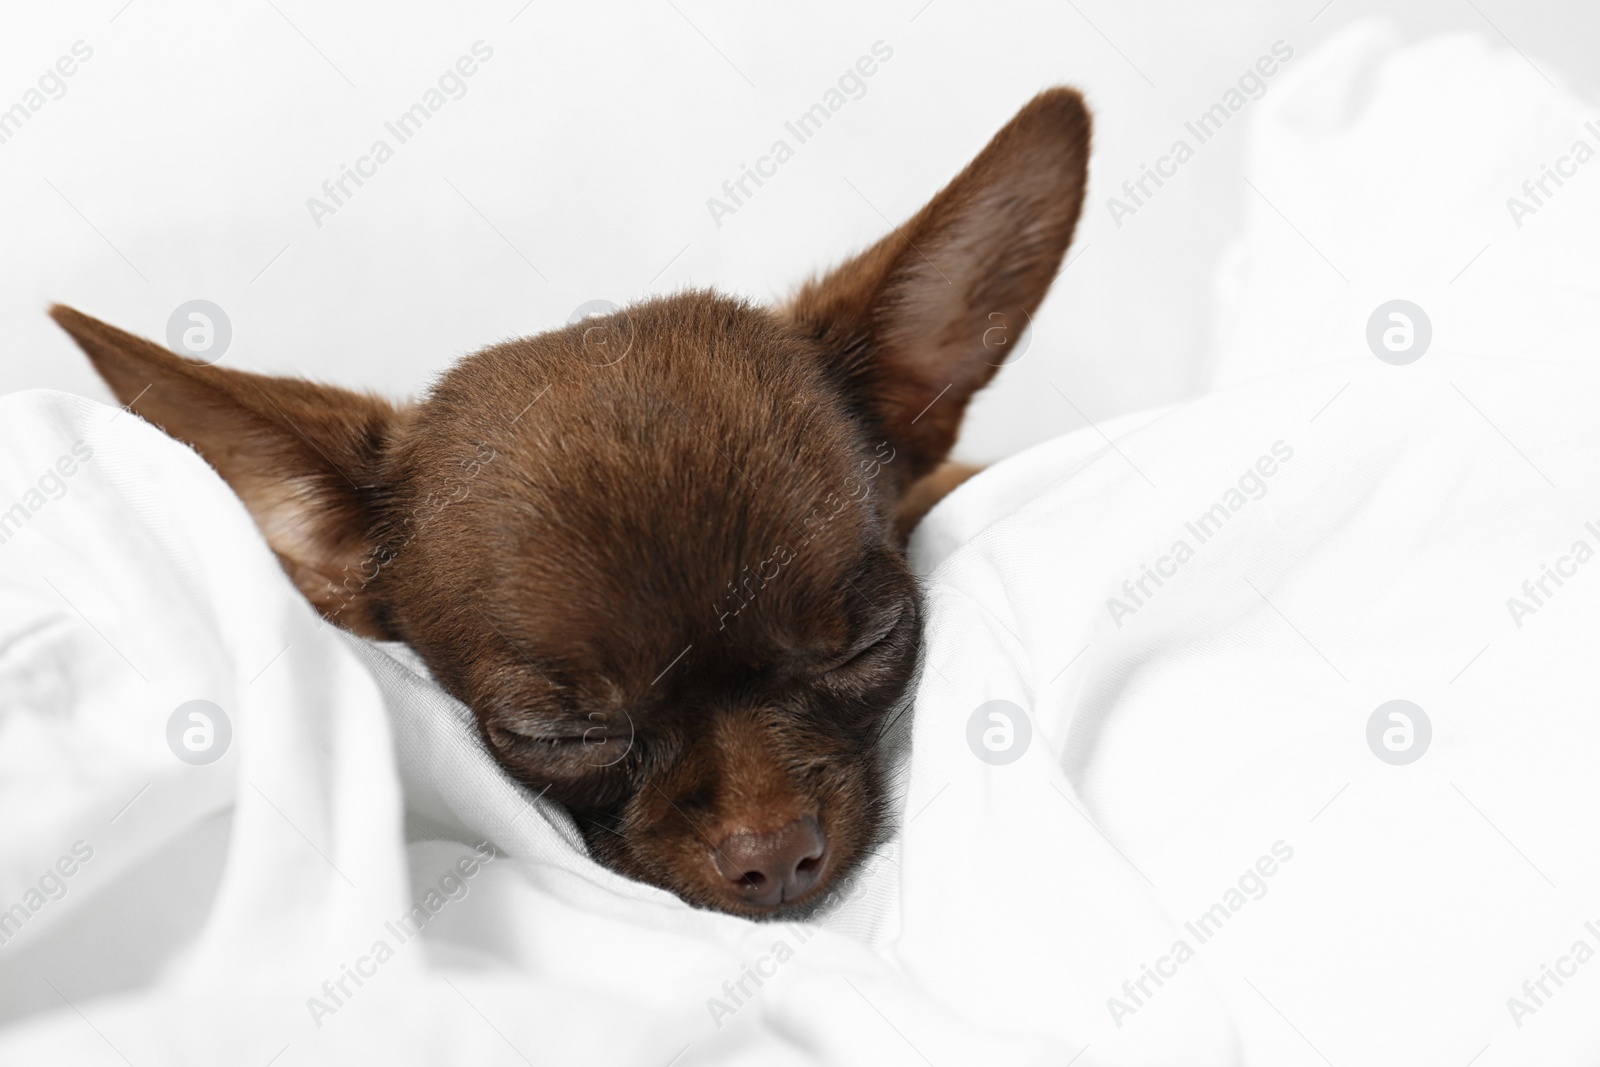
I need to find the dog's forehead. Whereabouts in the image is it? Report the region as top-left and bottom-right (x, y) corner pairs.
(393, 292), (887, 678)
(423, 293), (848, 442)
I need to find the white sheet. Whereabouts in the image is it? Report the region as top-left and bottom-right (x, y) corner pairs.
(0, 381), (1239, 1064)
(8, 356), (1600, 1066)
(914, 354), (1600, 1067)
(6, 24), (1600, 1067)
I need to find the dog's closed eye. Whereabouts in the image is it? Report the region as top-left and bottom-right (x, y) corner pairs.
(489, 709), (636, 778)
(814, 603), (920, 719)
(820, 605), (909, 676)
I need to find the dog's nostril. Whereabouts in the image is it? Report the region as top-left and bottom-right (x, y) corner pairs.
(713, 816), (827, 906)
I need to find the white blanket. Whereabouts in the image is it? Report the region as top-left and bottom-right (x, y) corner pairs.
(6, 350), (1600, 1066)
(6, 24), (1600, 1067)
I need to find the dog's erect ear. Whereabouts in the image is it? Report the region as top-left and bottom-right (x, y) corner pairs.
(49, 305), (403, 638)
(784, 87), (1091, 489)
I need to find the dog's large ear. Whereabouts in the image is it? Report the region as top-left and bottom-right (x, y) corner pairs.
(784, 87), (1091, 491)
(49, 305), (403, 638)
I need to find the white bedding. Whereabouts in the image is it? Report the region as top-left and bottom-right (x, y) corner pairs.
(6, 355), (1600, 1067)
(6, 23), (1600, 1067)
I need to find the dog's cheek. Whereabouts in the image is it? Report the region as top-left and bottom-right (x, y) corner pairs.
(584, 767), (721, 902)
(810, 738), (889, 875)
(574, 809), (634, 872)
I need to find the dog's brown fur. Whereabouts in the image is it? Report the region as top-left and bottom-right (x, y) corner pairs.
(50, 88), (1090, 917)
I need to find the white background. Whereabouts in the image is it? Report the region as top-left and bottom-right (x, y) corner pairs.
(0, 0), (1596, 461)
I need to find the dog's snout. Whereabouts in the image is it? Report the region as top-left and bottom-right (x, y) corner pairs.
(713, 816), (827, 908)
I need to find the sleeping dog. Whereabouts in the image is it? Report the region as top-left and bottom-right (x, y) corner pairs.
(50, 88), (1090, 918)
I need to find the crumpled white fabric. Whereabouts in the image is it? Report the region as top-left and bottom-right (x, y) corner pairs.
(0, 382), (1233, 1067)
(1210, 22), (1600, 389)
(8, 353), (1600, 1066)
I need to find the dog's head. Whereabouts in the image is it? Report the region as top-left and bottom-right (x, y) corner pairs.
(51, 88), (1089, 917)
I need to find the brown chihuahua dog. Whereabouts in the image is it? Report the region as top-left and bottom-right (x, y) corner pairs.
(51, 88), (1090, 918)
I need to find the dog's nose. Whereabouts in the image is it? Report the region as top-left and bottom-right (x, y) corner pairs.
(713, 816), (827, 908)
